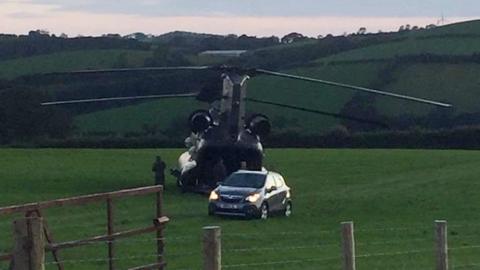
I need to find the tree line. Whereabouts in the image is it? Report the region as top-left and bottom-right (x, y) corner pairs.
(0, 31), (150, 61)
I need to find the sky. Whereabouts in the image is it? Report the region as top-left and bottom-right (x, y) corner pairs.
(0, 0), (478, 37)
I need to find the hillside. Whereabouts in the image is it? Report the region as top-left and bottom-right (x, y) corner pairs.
(2, 20), (480, 143)
(74, 20), (480, 136)
(0, 49), (152, 79)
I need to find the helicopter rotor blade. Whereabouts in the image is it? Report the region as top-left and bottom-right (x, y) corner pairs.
(254, 69), (452, 108)
(246, 97), (388, 128)
(41, 92), (198, 106)
(45, 66), (214, 76)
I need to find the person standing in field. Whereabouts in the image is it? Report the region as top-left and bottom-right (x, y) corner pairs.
(152, 156), (166, 188)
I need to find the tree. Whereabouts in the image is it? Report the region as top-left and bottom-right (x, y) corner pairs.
(0, 87), (73, 142)
(28, 29), (50, 38)
(357, 27), (367, 35)
(281, 32), (306, 44)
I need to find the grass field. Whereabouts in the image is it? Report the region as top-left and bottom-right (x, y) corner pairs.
(73, 62), (388, 134)
(378, 63), (480, 116)
(0, 49), (152, 79)
(75, 99), (208, 134)
(318, 36), (480, 63)
(1, 149), (480, 269)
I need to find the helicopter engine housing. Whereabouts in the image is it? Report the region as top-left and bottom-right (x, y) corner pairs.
(189, 110), (212, 133)
(247, 114), (271, 138)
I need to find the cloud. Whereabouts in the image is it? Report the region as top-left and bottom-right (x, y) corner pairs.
(0, 1), (477, 37)
(11, 0), (480, 18)
(7, 11), (47, 18)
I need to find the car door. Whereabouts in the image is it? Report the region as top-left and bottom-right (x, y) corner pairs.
(264, 173), (279, 210)
(274, 174), (288, 207)
(265, 173), (283, 211)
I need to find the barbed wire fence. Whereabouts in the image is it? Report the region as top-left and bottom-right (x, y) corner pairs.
(199, 220), (480, 270)
(2, 217), (480, 269)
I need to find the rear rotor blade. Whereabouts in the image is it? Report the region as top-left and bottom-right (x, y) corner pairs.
(255, 69), (452, 108)
(246, 97), (388, 128)
(41, 93), (198, 106)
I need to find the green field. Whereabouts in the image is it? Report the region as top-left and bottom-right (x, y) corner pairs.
(318, 36), (480, 63)
(75, 99), (208, 134)
(318, 20), (480, 63)
(379, 63), (480, 116)
(74, 59), (480, 134)
(0, 49), (152, 79)
(73, 62), (388, 134)
(71, 21), (480, 135)
(1, 149), (480, 269)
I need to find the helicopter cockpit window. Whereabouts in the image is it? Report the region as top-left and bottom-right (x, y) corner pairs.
(223, 173), (266, 189)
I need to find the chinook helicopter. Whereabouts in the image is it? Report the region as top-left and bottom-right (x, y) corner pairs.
(42, 65), (451, 193)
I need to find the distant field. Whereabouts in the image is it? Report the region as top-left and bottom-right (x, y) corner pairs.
(73, 59), (480, 134)
(416, 20), (480, 36)
(378, 63), (480, 116)
(73, 62), (387, 134)
(318, 36), (480, 63)
(75, 98), (207, 134)
(317, 20), (480, 63)
(0, 49), (152, 79)
(1, 149), (480, 269)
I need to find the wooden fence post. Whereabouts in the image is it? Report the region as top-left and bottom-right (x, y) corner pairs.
(12, 217), (45, 270)
(156, 188), (165, 269)
(435, 220), (448, 270)
(341, 221), (356, 270)
(203, 226), (221, 270)
(107, 198), (115, 270)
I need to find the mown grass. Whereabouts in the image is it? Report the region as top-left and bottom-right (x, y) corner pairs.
(1, 149), (480, 269)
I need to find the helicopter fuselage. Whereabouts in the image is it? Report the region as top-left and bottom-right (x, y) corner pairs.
(175, 72), (267, 192)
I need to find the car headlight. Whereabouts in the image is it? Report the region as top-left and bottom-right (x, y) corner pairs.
(209, 191), (219, 201)
(245, 193), (261, 203)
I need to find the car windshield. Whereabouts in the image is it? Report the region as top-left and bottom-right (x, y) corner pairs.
(222, 173), (266, 188)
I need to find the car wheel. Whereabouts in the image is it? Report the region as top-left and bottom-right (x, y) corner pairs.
(260, 203), (269, 220)
(284, 202), (292, 217)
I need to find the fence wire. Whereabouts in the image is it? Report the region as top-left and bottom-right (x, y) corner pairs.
(2, 216), (480, 269)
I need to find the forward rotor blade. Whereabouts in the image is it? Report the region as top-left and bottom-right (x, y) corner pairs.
(46, 66), (214, 76)
(246, 97), (388, 128)
(41, 93), (198, 106)
(255, 69), (452, 108)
